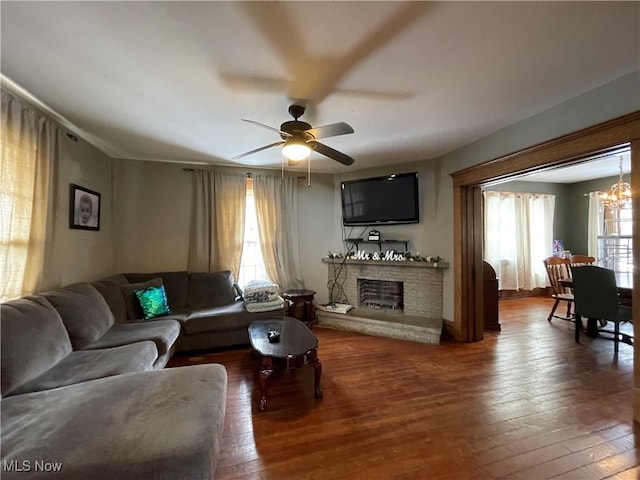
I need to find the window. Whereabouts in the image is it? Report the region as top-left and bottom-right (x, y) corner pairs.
(1, 91), (57, 302)
(237, 178), (268, 287)
(483, 191), (556, 290)
(0, 169), (33, 301)
(609, 206), (633, 236)
(598, 205), (634, 273)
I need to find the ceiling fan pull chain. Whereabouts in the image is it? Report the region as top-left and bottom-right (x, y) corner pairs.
(307, 154), (311, 187)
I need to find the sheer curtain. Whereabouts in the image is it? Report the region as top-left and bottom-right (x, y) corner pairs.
(188, 170), (246, 275)
(253, 174), (304, 291)
(1, 90), (59, 302)
(587, 191), (603, 258)
(483, 191), (555, 290)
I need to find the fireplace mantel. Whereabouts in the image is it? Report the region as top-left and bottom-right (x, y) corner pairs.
(321, 258), (449, 269)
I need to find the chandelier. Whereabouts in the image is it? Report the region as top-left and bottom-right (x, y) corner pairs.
(601, 156), (631, 211)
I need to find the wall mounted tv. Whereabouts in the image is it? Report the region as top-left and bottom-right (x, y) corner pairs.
(341, 172), (419, 226)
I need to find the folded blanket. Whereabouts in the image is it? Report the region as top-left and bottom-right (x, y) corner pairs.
(245, 296), (284, 313)
(243, 279), (279, 296)
(245, 292), (280, 304)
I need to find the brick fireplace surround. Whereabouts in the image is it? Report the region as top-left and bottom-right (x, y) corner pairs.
(317, 258), (448, 344)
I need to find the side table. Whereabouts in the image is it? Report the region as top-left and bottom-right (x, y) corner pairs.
(282, 289), (317, 327)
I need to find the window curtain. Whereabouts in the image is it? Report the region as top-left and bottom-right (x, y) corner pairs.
(483, 191), (555, 290)
(253, 174), (305, 291)
(1, 90), (59, 302)
(587, 191), (603, 259)
(187, 170), (246, 275)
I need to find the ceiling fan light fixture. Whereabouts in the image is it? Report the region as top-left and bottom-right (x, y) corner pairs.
(282, 140), (310, 161)
(235, 103), (354, 166)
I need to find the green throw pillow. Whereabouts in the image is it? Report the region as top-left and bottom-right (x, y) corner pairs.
(135, 285), (171, 320)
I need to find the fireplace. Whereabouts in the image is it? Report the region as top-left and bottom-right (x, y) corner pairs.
(358, 279), (404, 310)
(320, 257), (448, 345)
(322, 257), (447, 318)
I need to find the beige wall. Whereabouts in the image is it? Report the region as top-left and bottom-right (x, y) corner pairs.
(51, 130), (114, 286)
(295, 173), (337, 304)
(110, 161), (338, 303)
(112, 159), (193, 273)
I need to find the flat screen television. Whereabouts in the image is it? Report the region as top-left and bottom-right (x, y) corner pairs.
(341, 172), (419, 226)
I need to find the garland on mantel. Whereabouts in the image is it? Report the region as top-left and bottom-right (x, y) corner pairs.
(327, 250), (443, 264)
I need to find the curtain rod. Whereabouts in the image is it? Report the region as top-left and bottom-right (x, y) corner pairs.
(181, 168), (253, 176)
(182, 168), (307, 180)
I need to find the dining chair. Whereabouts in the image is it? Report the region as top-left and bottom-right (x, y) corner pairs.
(571, 265), (633, 353)
(570, 254), (605, 327)
(570, 254), (596, 267)
(543, 256), (573, 322)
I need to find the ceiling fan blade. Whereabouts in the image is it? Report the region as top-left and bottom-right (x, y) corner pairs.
(241, 119), (292, 137)
(311, 141), (355, 166)
(305, 122), (354, 140)
(232, 141), (285, 160)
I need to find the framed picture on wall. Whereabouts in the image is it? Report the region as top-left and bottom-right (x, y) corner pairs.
(69, 183), (101, 231)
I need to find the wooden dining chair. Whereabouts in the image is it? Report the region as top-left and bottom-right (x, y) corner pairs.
(571, 265), (633, 353)
(543, 256), (573, 322)
(570, 254), (596, 267)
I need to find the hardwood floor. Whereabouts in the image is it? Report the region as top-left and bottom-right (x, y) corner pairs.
(167, 297), (639, 479)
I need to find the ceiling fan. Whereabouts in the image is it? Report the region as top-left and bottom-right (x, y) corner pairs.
(233, 104), (355, 166)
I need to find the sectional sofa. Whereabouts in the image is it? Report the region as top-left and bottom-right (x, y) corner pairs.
(94, 270), (285, 351)
(1, 270), (285, 479)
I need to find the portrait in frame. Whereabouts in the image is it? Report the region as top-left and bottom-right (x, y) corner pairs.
(69, 183), (101, 231)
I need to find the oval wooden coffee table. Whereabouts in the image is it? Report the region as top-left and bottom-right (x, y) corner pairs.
(248, 317), (323, 411)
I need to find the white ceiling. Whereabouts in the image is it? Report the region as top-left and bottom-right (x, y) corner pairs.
(518, 149), (631, 184)
(1, 1), (639, 174)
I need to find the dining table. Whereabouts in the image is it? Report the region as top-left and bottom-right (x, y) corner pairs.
(558, 272), (633, 337)
(612, 271), (634, 302)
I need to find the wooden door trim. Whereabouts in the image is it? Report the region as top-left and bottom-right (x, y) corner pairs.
(450, 111), (640, 343)
(631, 139), (640, 423)
(453, 111), (640, 187)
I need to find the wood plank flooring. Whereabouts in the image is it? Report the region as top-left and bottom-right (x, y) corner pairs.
(167, 297), (639, 479)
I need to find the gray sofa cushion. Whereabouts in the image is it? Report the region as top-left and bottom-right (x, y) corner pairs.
(42, 283), (115, 350)
(0, 296), (73, 397)
(183, 301), (261, 335)
(156, 311), (189, 326)
(9, 341), (158, 396)
(119, 277), (163, 321)
(92, 275), (129, 323)
(1, 364), (227, 480)
(84, 319), (180, 356)
(101, 274), (130, 284)
(125, 271), (189, 310)
(187, 271), (236, 309)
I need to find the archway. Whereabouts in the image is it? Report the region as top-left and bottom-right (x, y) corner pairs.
(450, 111), (640, 419)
